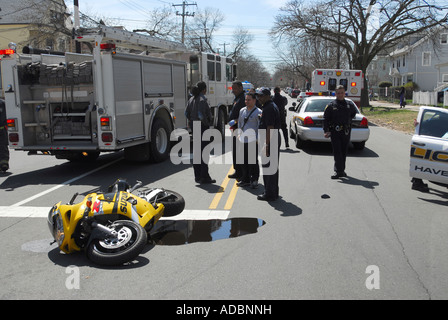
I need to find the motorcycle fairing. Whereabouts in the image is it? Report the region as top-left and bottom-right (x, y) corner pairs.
(49, 191), (164, 254)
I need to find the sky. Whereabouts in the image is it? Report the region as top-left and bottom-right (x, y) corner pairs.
(66, 0), (290, 73)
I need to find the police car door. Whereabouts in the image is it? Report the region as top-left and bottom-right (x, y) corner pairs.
(410, 106), (448, 185)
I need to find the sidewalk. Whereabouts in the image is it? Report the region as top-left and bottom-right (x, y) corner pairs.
(369, 100), (421, 112)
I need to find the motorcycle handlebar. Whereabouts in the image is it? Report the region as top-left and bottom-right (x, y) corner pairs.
(129, 181), (143, 194)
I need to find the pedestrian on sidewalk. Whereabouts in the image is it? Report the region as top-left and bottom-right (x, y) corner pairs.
(398, 86), (406, 108)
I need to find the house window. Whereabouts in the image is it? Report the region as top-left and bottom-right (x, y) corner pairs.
(403, 55), (406, 67)
(443, 74), (448, 83)
(441, 33), (448, 45)
(422, 52), (431, 66)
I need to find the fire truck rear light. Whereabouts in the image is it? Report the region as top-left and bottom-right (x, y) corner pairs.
(7, 118), (17, 131)
(351, 82), (357, 87)
(100, 117), (111, 130)
(320, 81), (326, 86)
(9, 133), (19, 143)
(102, 133), (113, 143)
(355, 72), (361, 77)
(0, 49), (15, 55)
(100, 43), (116, 50)
(317, 71), (323, 75)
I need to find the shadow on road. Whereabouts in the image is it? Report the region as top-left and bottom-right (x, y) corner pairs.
(298, 142), (379, 158)
(0, 151), (191, 192)
(338, 176), (380, 189)
(268, 196), (303, 217)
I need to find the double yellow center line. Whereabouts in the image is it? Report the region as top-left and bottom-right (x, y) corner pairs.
(209, 166), (239, 210)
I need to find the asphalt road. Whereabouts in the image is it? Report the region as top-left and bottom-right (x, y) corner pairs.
(1, 97), (447, 300)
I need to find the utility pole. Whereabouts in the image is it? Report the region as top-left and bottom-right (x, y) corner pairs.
(73, 0), (81, 53)
(173, 1), (197, 44)
(337, 10), (341, 69)
(219, 42), (230, 56)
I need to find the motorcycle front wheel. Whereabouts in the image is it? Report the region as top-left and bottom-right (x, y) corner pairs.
(86, 220), (147, 266)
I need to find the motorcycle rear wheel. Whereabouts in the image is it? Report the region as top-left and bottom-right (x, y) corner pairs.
(157, 190), (185, 217)
(86, 220), (147, 266)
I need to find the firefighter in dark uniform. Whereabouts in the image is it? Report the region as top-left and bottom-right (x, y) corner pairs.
(323, 85), (357, 179)
(0, 99), (9, 172)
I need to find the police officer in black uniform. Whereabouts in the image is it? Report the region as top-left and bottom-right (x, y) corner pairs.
(323, 85), (357, 179)
(185, 82), (215, 184)
(228, 81), (246, 180)
(0, 99), (9, 172)
(272, 87), (289, 148)
(257, 88), (281, 201)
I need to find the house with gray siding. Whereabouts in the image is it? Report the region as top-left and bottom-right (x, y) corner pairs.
(389, 27), (448, 92)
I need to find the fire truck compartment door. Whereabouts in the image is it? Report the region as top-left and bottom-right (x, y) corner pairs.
(113, 59), (145, 142)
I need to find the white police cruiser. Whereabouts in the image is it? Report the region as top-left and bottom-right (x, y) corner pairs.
(410, 106), (448, 190)
(288, 96), (370, 149)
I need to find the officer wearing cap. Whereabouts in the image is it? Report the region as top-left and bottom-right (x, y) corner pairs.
(0, 99), (9, 172)
(257, 88), (281, 201)
(323, 85), (357, 179)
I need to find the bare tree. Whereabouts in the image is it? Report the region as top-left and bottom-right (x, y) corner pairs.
(185, 7), (225, 53)
(137, 6), (181, 41)
(274, 36), (348, 87)
(226, 26), (254, 60)
(14, 0), (72, 51)
(272, 0), (448, 109)
(236, 54), (271, 87)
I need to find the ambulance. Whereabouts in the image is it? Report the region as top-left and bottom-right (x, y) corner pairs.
(310, 69), (364, 108)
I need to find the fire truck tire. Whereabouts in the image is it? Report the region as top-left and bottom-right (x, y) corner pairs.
(150, 118), (171, 163)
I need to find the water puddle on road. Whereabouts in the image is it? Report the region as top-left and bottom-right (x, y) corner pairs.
(149, 218), (265, 246)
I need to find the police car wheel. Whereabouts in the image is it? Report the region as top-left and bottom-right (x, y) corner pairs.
(295, 134), (305, 149)
(353, 141), (365, 150)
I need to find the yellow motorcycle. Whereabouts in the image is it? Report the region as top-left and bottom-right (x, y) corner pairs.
(47, 179), (185, 266)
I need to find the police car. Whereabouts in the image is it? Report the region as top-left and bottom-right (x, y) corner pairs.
(410, 106), (448, 189)
(288, 96), (370, 149)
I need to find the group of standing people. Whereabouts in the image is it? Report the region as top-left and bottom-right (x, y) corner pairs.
(185, 81), (286, 201)
(185, 81), (359, 201)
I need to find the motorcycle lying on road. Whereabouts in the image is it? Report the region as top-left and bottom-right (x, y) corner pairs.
(47, 179), (185, 266)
